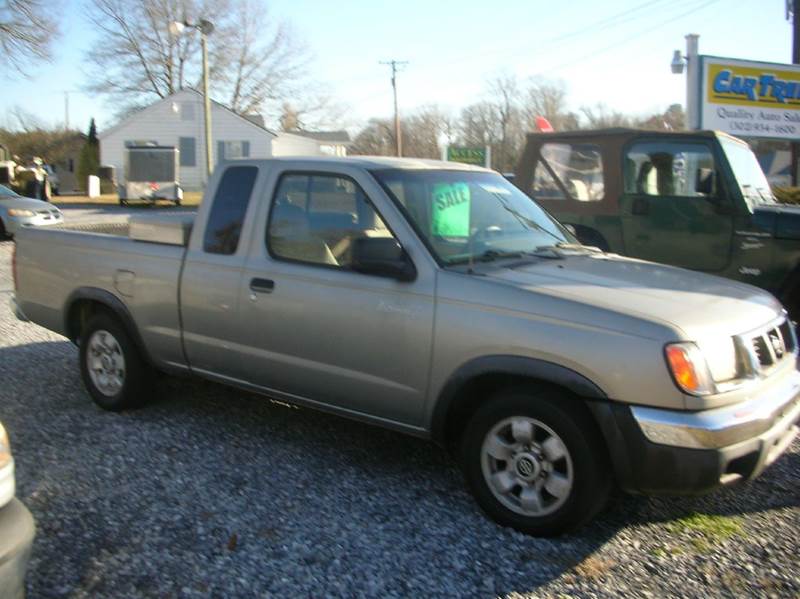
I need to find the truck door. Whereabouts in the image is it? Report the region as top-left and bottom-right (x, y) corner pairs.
(238, 168), (435, 427)
(180, 165), (260, 380)
(619, 140), (734, 271)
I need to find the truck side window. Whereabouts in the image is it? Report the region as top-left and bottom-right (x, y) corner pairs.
(267, 173), (393, 269)
(625, 142), (715, 198)
(533, 143), (604, 201)
(203, 166), (258, 255)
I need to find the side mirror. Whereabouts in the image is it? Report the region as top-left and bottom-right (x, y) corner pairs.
(695, 168), (714, 196)
(351, 237), (416, 281)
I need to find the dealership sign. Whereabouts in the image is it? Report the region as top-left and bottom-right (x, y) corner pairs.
(445, 146), (490, 167)
(700, 56), (800, 140)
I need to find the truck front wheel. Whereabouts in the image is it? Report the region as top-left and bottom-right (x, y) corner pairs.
(461, 388), (611, 536)
(79, 313), (152, 411)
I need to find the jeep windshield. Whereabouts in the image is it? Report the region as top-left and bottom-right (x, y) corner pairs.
(372, 169), (575, 265)
(720, 137), (776, 209)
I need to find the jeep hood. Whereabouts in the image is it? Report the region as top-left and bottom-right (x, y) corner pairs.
(753, 203), (800, 240)
(484, 253), (782, 340)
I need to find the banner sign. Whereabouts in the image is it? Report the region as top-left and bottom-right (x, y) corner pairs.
(700, 55), (800, 140)
(446, 146), (489, 167)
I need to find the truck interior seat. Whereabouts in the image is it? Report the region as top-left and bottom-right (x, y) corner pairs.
(269, 203), (338, 266)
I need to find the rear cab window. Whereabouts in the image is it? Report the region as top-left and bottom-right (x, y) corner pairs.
(532, 143), (604, 202)
(203, 166), (258, 254)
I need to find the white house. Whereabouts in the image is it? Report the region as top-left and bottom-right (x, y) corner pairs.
(100, 89), (276, 190)
(99, 89), (350, 191)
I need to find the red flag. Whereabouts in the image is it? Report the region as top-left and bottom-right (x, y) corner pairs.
(535, 116), (554, 132)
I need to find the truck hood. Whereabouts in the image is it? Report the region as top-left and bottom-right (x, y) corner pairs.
(483, 252), (782, 340)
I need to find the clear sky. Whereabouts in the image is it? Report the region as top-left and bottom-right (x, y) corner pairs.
(0, 0), (792, 133)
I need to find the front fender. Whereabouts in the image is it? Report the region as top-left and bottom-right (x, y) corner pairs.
(429, 354), (608, 445)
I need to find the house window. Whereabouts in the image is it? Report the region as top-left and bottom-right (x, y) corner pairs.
(179, 137), (196, 167)
(218, 140), (251, 160)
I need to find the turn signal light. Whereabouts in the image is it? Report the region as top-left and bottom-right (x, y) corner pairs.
(665, 343), (714, 396)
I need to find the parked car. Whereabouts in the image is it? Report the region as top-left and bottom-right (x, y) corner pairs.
(516, 129), (800, 314)
(0, 421), (35, 599)
(0, 184), (63, 239)
(11, 157), (800, 536)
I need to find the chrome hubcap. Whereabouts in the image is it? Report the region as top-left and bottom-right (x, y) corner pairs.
(87, 330), (125, 397)
(481, 416), (573, 517)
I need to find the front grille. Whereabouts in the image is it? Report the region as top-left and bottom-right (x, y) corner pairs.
(744, 318), (796, 373)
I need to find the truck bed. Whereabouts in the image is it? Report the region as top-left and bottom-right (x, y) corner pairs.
(14, 214), (194, 372)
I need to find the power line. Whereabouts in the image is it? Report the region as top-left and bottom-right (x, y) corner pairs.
(379, 60), (408, 156)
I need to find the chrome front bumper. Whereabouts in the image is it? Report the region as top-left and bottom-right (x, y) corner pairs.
(631, 370), (800, 450)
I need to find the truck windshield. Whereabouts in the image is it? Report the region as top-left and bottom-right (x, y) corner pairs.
(720, 137), (775, 209)
(372, 169), (573, 265)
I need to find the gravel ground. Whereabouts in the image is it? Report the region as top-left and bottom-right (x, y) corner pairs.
(0, 237), (798, 598)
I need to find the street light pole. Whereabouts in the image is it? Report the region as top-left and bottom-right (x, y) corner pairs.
(169, 18), (215, 184)
(201, 28), (213, 180)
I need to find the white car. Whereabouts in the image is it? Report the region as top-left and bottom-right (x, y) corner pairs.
(0, 421), (35, 599)
(0, 184), (63, 239)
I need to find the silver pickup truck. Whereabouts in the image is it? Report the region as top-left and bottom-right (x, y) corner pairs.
(11, 157), (800, 536)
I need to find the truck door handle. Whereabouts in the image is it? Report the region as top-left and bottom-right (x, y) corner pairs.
(632, 198), (649, 215)
(250, 278), (275, 293)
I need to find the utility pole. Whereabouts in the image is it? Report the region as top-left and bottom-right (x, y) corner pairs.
(380, 60), (408, 157)
(64, 91), (70, 130)
(791, 0), (800, 184)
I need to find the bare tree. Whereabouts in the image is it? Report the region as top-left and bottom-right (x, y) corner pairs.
(403, 105), (453, 159)
(580, 103), (634, 129)
(0, 0), (59, 72)
(84, 0), (314, 121)
(351, 118), (395, 156)
(522, 78), (580, 132)
(214, 0), (310, 115)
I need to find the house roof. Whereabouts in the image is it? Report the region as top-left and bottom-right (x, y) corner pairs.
(98, 89), (277, 139)
(286, 130), (352, 144)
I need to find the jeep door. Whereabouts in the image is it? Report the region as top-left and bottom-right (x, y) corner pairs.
(619, 139), (734, 271)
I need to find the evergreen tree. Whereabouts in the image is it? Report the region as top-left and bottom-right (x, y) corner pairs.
(76, 118), (100, 192)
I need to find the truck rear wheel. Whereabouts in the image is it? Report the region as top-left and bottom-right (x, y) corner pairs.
(79, 313), (152, 411)
(461, 388), (611, 536)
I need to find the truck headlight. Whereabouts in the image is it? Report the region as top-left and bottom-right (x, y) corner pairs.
(0, 423), (10, 470)
(8, 209), (35, 217)
(665, 342), (716, 396)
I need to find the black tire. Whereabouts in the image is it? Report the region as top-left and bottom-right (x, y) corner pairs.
(79, 312), (153, 411)
(461, 387), (611, 537)
(0, 219), (7, 240)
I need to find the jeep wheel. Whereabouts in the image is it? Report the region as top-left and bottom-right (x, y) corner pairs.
(461, 388), (611, 536)
(79, 313), (152, 411)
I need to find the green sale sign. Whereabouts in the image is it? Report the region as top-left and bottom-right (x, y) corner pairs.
(431, 182), (471, 237)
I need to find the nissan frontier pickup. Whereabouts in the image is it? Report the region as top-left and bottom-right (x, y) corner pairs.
(11, 157), (800, 536)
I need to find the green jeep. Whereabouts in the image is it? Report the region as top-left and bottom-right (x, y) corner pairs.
(516, 128), (800, 313)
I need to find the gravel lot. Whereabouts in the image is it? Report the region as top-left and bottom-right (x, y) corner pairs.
(0, 236), (798, 598)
